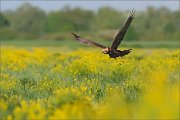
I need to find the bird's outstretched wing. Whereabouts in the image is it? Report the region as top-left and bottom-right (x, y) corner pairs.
(111, 9), (135, 50)
(72, 33), (107, 48)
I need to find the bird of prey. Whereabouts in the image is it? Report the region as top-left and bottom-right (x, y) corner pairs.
(72, 9), (135, 59)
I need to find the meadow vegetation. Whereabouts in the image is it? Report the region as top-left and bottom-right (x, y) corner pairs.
(0, 46), (179, 119)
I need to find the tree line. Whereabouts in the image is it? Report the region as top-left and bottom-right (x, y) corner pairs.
(0, 3), (179, 41)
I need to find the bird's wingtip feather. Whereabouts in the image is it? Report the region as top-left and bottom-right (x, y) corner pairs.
(129, 9), (136, 17)
(72, 32), (79, 38)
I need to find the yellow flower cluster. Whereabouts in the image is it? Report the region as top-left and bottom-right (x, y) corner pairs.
(0, 47), (179, 119)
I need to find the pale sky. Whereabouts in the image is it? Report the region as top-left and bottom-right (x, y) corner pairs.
(1, 0), (179, 12)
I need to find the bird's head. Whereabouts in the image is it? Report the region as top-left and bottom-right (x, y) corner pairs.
(102, 47), (110, 54)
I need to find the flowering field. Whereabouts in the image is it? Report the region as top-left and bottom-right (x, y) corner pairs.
(0, 46), (179, 119)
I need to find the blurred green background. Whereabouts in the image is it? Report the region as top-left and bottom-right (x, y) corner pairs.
(0, 2), (180, 48)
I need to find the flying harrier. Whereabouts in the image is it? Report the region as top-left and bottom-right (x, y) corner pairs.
(72, 9), (135, 59)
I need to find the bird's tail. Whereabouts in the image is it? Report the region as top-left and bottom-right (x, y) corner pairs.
(120, 49), (132, 57)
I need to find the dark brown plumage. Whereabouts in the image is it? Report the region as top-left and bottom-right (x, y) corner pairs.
(72, 9), (135, 59)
